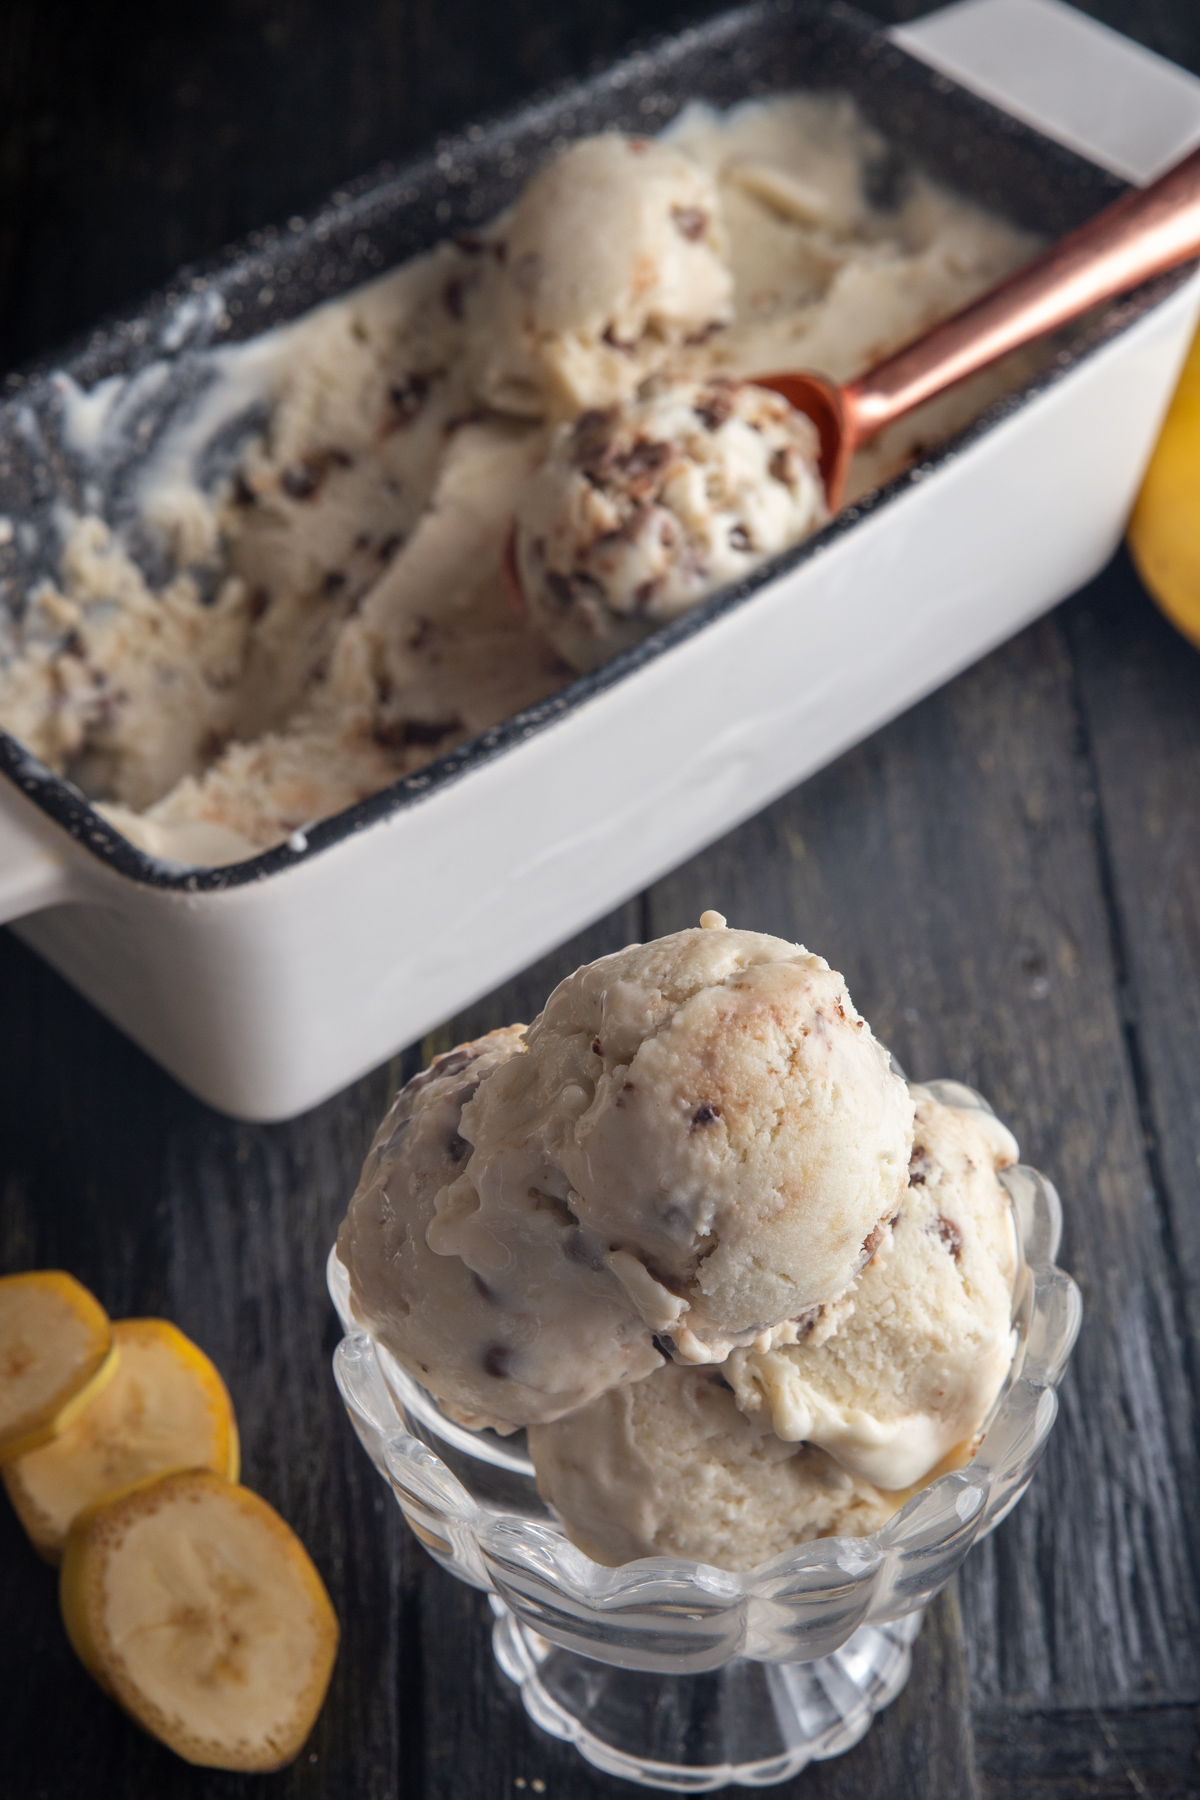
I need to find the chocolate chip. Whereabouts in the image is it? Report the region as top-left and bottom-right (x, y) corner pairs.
(545, 569), (605, 615)
(616, 438), (671, 489)
(427, 1044), (482, 1081)
(328, 447), (354, 469)
(281, 462), (322, 501)
(694, 383), (734, 432)
(377, 533), (403, 563)
(909, 1145), (932, 1186)
(728, 524), (752, 552)
(592, 1037), (603, 1056)
(199, 726), (230, 761)
(671, 205), (708, 241)
(691, 1102), (720, 1129)
(601, 324), (637, 355)
(387, 373), (431, 426)
(770, 446), (798, 486)
(231, 471), (257, 507)
(373, 717), (462, 751)
(633, 578), (660, 612)
(933, 1215), (963, 1260)
(454, 231), (487, 255)
(61, 629), (84, 658)
(482, 1343), (512, 1379)
(322, 570), (347, 595)
(860, 1220), (888, 1265)
(570, 408), (618, 478)
(792, 1305), (823, 1340)
(403, 718), (460, 748)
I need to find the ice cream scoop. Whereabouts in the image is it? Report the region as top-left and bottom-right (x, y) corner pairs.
(510, 141), (1200, 661)
(725, 1086), (1021, 1490)
(513, 378), (826, 672)
(527, 1359), (897, 1569)
(337, 1026), (663, 1433)
(463, 133), (733, 419)
(442, 918), (914, 1366)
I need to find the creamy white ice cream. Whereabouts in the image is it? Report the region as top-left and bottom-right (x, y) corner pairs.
(515, 377), (826, 672)
(527, 1360), (897, 1568)
(725, 1086), (1021, 1489)
(463, 134), (734, 419)
(337, 1025), (663, 1433)
(437, 918), (914, 1365)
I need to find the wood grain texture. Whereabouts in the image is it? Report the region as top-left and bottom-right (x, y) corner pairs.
(4, 1), (1200, 1796)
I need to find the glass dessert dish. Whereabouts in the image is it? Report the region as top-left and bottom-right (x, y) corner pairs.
(329, 1081), (1081, 1792)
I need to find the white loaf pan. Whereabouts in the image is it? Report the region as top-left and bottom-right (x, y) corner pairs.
(2, 0), (1199, 1120)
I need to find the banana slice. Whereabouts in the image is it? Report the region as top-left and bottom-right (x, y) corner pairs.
(0, 1271), (118, 1463)
(60, 1468), (339, 1771)
(4, 1318), (239, 1561)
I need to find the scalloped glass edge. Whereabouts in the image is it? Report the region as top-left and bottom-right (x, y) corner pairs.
(329, 1125), (1080, 1675)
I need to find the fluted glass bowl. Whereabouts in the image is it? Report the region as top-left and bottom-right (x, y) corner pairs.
(330, 1081), (1081, 1790)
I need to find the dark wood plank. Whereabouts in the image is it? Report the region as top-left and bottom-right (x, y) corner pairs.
(975, 1703), (1200, 1798)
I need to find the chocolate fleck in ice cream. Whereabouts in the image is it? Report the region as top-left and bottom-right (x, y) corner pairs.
(337, 915), (913, 1429)
(515, 377), (826, 672)
(527, 1360), (897, 1570)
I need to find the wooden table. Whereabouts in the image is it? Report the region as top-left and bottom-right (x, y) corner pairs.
(4, 2), (1200, 1793)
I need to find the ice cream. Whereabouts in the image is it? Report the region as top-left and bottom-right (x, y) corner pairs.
(724, 1086), (1021, 1490)
(441, 921), (913, 1363)
(514, 377), (826, 673)
(337, 1026), (663, 1433)
(0, 94), (1040, 862)
(526, 1360), (896, 1570)
(337, 917), (913, 1432)
(338, 918), (1025, 1569)
(463, 134), (734, 419)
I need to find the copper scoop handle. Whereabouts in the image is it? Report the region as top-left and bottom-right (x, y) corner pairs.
(842, 144), (1200, 448)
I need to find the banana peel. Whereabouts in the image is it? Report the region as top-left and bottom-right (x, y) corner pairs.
(61, 1468), (339, 1772)
(1128, 322), (1200, 649)
(4, 1318), (239, 1561)
(0, 1271), (118, 1463)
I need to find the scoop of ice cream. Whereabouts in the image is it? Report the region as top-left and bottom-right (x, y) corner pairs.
(726, 1088), (1021, 1490)
(528, 1361), (897, 1568)
(443, 919), (914, 1366)
(336, 1026), (663, 1432)
(514, 377), (826, 672)
(464, 134), (734, 419)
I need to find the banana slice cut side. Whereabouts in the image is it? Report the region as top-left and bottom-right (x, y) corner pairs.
(4, 1318), (239, 1561)
(60, 1468), (339, 1772)
(0, 1271), (118, 1463)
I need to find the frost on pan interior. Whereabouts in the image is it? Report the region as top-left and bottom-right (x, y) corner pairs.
(0, 94), (1040, 866)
